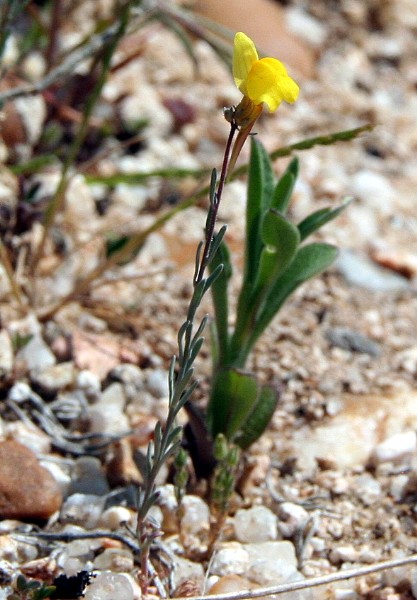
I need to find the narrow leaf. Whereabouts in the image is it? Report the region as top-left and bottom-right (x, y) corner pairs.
(298, 198), (352, 241)
(271, 157), (298, 214)
(235, 385), (279, 449)
(208, 368), (259, 441)
(249, 243), (339, 353)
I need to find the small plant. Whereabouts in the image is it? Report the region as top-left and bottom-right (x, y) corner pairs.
(8, 575), (55, 600)
(207, 137), (348, 450)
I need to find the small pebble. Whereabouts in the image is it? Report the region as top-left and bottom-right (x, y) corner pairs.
(146, 368), (169, 399)
(99, 506), (133, 530)
(245, 540), (299, 585)
(68, 456), (110, 496)
(234, 506), (278, 543)
(278, 502), (310, 538)
(329, 545), (359, 564)
(83, 572), (134, 600)
(88, 382), (129, 434)
(76, 370), (101, 400)
(60, 494), (106, 529)
(336, 250), (409, 292)
(353, 473), (382, 505)
(30, 361), (75, 396)
(171, 555), (204, 591)
(93, 548), (134, 572)
(179, 495), (210, 548)
(371, 430), (417, 465)
(210, 542), (249, 576)
(15, 334), (56, 372)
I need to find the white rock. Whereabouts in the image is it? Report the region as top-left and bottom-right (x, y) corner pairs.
(286, 7), (327, 47)
(180, 495), (210, 545)
(15, 95), (46, 145)
(390, 474), (409, 500)
(99, 506), (133, 530)
(60, 494), (106, 529)
(40, 460), (71, 496)
(146, 369), (169, 399)
(351, 170), (394, 213)
(278, 502), (310, 538)
(330, 545), (359, 564)
(245, 541), (298, 585)
(353, 474), (382, 505)
(16, 335), (56, 372)
(93, 548), (134, 572)
(88, 383), (129, 434)
(372, 431), (417, 465)
(210, 542), (250, 576)
(83, 572), (134, 600)
(234, 506), (278, 543)
(76, 370), (101, 400)
(171, 555), (204, 591)
(112, 184), (148, 212)
(0, 330), (13, 377)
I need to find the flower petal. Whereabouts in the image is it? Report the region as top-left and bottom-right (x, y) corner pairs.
(233, 32), (259, 94)
(246, 57), (300, 112)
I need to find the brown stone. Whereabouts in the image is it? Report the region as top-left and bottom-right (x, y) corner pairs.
(0, 440), (62, 520)
(193, 0), (316, 78)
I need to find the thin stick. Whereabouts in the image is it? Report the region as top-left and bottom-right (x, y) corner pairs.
(173, 554), (417, 600)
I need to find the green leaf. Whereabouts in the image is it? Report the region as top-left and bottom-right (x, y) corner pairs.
(271, 157), (298, 214)
(235, 385), (279, 449)
(208, 368), (259, 441)
(298, 198), (352, 241)
(244, 138), (275, 285)
(210, 240), (233, 365)
(248, 243), (339, 353)
(256, 208), (300, 288)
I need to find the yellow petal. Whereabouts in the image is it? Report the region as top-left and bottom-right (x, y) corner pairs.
(246, 57), (300, 112)
(233, 32), (259, 94)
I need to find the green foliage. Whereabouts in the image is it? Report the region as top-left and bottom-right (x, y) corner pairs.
(8, 575), (56, 600)
(207, 137), (348, 448)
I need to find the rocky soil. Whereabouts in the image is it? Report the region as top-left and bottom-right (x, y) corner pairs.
(1, 0), (417, 598)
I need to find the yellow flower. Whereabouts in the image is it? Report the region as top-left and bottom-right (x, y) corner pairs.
(233, 32), (299, 113)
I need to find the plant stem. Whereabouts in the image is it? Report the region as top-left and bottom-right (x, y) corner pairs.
(196, 122), (238, 283)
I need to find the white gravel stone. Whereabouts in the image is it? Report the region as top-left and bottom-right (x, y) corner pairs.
(88, 383), (129, 434)
(353, 474), (382, 505)
(40, 460), (71, 496)
(76, 370), (101, 400)
(16, 335), (56, 372)
(179, 495), (210, 546)
(245, 540), (299, 585)
(278, 502), (310, 538)
(286, 7), (328, 47)
(371, 430), (417, 465)
(83, 572), (134, 600)
(329, 545), (359, 564)
(99, 506), (133, 530)
(93, 548), (134, 572)
(0, 330), (13, 378)
(171, 555), (204, 590)
(146, 368), (169, 399)
(234, 506), (278, 543)
(60, 494), (106, 529)
(30, 362), (75, 394)
(351, 170), (394, 213)
(210, 542), (250, 576)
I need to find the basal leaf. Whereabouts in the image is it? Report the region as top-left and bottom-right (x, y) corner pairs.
(235, 385), (279, 449)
